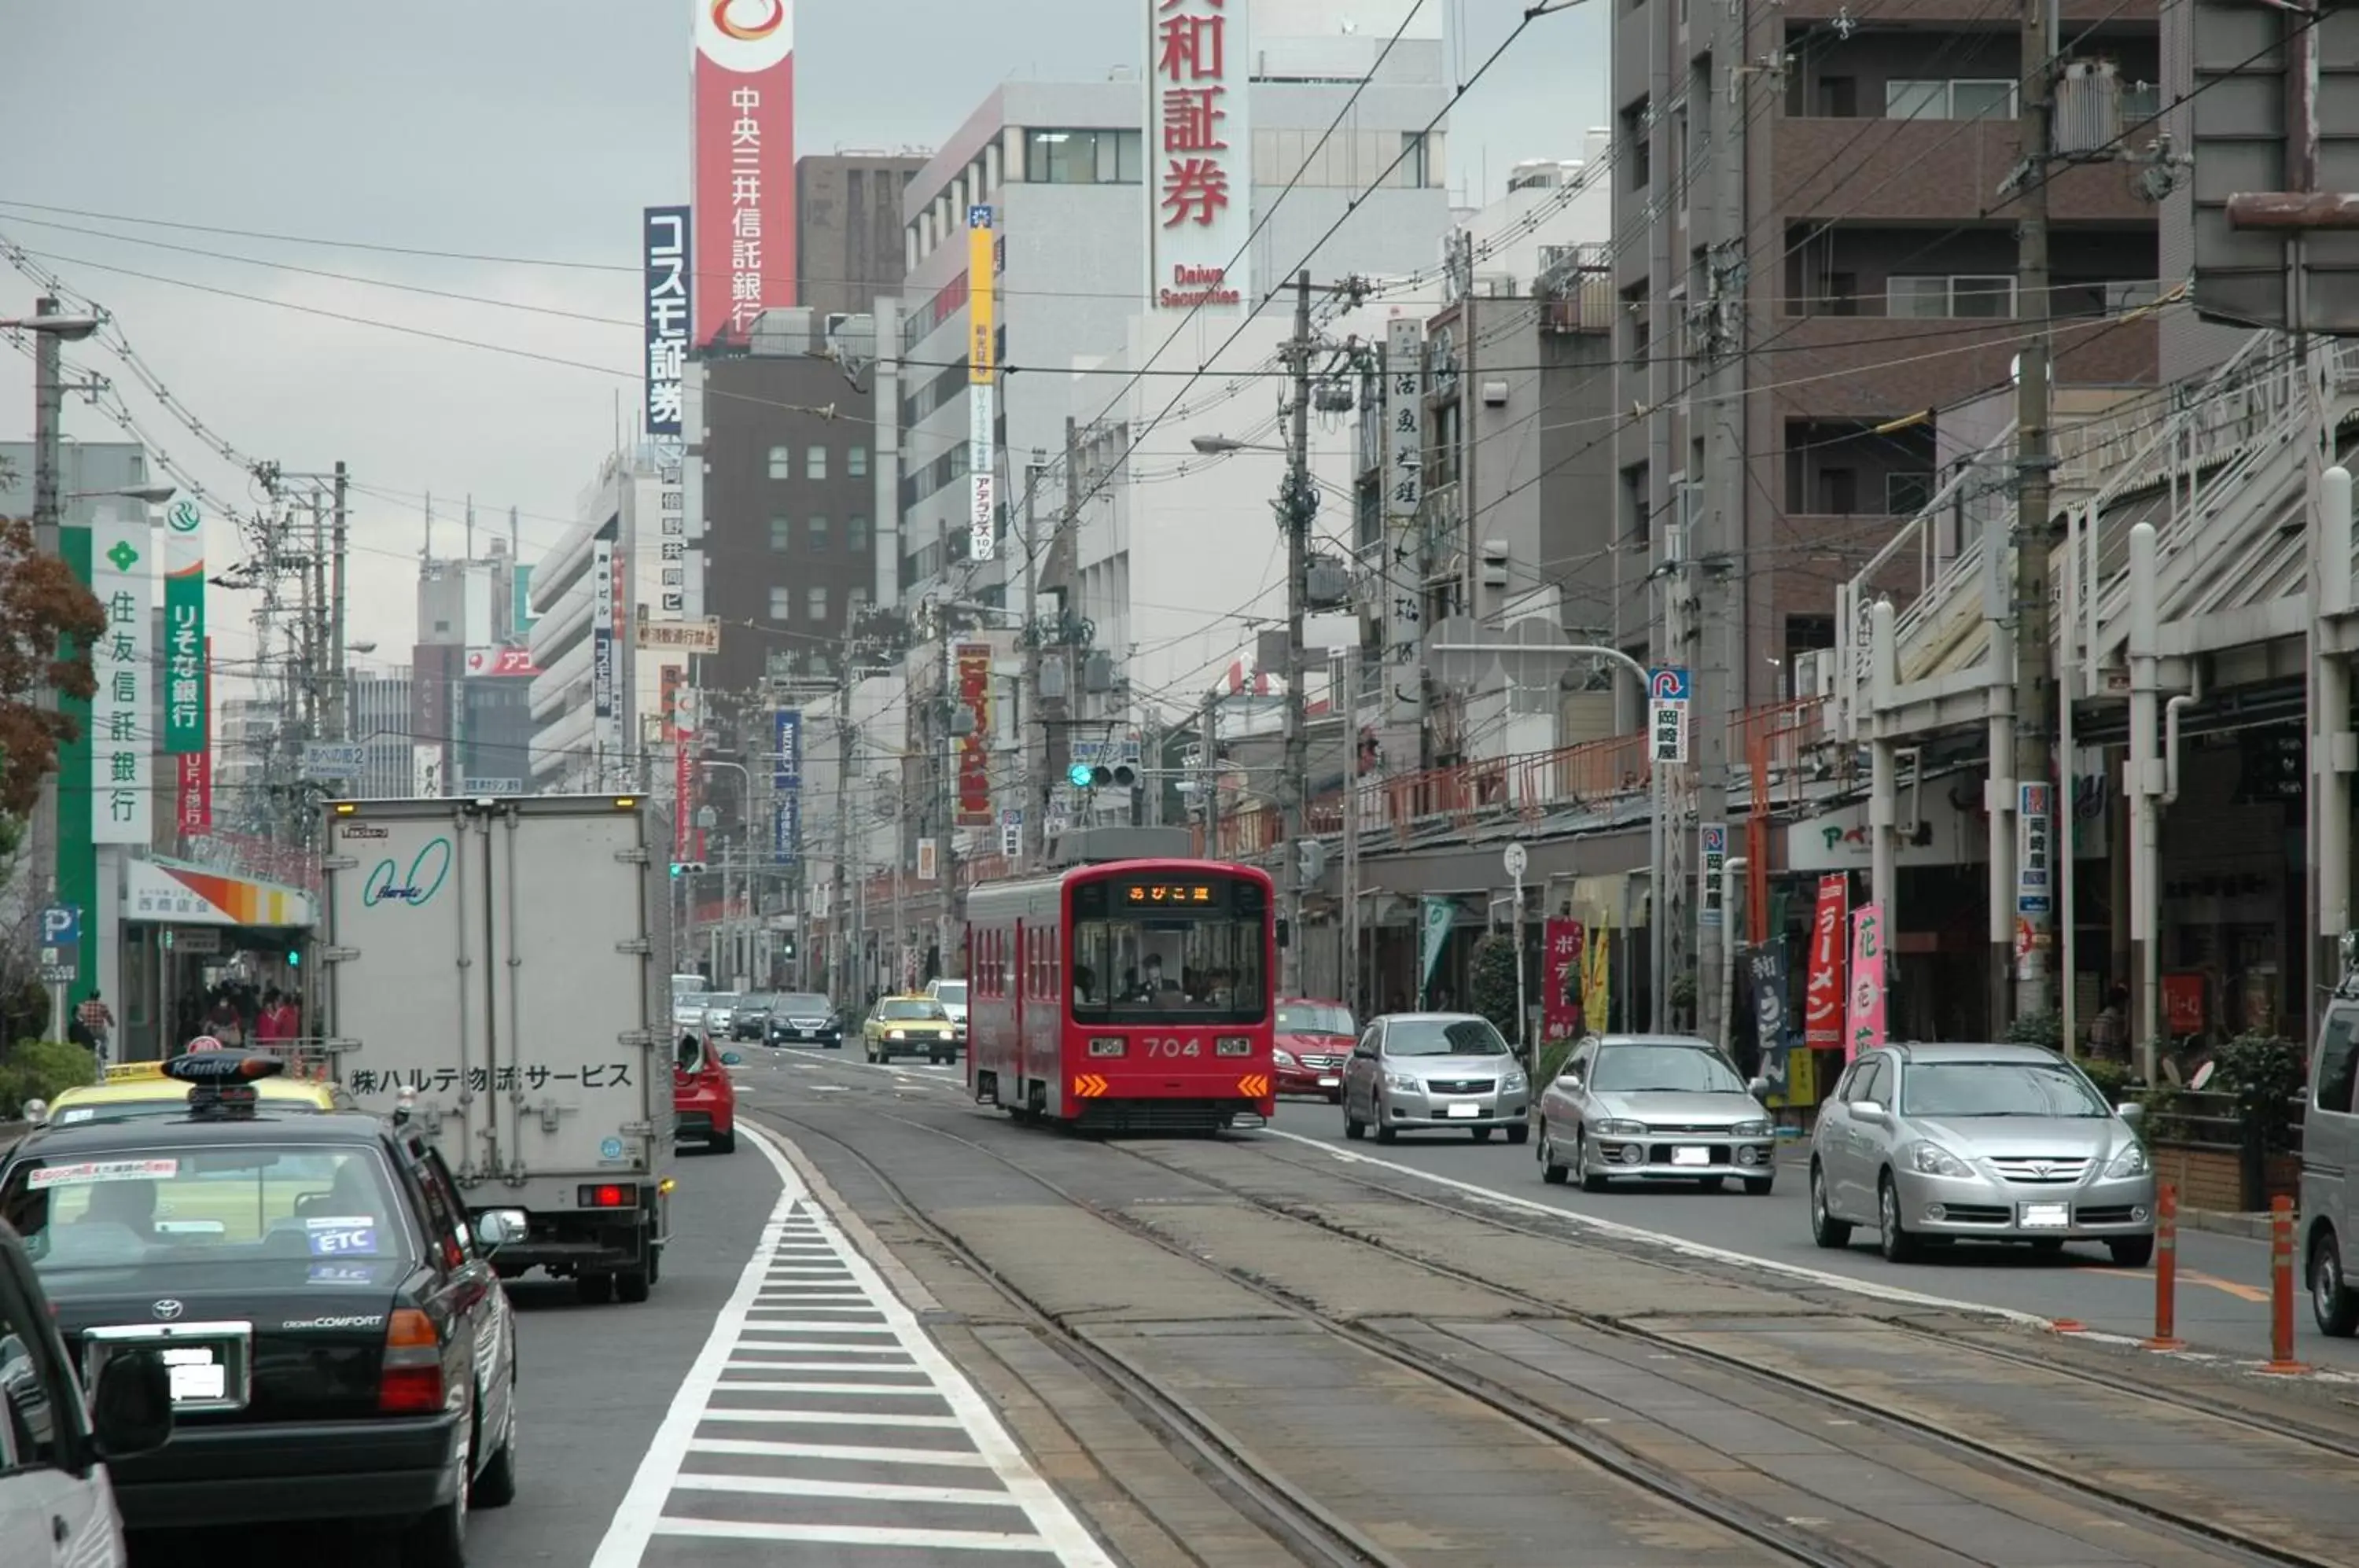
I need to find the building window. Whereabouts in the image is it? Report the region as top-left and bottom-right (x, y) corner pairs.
(1886, 79), (2017, 122)
(807, 585), (829, 624)
(767, 445), (792, 480)
(1021, 128), (1144, 184)
(849, 587), (871, 624)
(769, 517), (792, 551)
(808, 516), (829, 553)
(806, 445), (828, 480)
(848, 445), (869, 478)
(1401, 131), (1430, 187)
(768, 587), (793, 622)
(848, 515), (870, 553)
(1888, 275), (2015, 318)
(1621, 99), (1651, 190)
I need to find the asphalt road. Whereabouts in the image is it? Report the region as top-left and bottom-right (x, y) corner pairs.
(133, 1126), (786, 1568)
(719, 1043), (2359, 1376)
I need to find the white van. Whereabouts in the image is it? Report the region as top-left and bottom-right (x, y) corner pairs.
(2299, 991), (2359, 1334)
(0, 1222), (173, 1565)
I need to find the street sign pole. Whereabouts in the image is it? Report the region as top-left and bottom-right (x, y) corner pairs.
(1504, 841), (1529, 1050)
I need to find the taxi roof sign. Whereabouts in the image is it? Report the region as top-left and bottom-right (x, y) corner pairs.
(161, 1053), (287, 1085)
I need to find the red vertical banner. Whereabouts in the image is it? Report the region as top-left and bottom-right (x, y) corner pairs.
(693, 0), (796, 346)
(1541, 919), (1585, 1043)
(1803, 873), (1849, 1051)
(955, 644), (992, 827)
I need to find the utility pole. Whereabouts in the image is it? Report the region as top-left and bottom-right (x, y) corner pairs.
(2007, 0), (2060, 1024)
(1279, 268), (1313, 997)
(1018, 449), (1047, 865)
(833, 678), (853, 999)
(329, 461), (350, 742)
(1341, 643), (1362, 1014)
(1200, 689), (1222, 857)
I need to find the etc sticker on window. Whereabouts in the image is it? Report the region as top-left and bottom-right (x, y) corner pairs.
(28, 1158), (179, 1190)
(305, 1215), (381, 1257)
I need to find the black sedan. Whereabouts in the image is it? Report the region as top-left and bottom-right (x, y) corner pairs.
(727, 993), (778, 1041)
(762, 992), (845, 1048)
(0, 1055), (521, 1567)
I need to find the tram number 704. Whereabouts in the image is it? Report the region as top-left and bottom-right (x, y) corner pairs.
(1141, 1036), (1202, 1058)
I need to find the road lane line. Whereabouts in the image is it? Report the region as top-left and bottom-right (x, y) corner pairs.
(694, 1408), (966, 1428)
(670, 1472), (1022, 1507)
(649, 1517), (1054, 1551)
(686, 1437), (996, 1467)
(2088, 1265), (2269, 1302)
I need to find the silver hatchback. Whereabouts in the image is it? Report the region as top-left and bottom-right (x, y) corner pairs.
(1809, 1043), (2156, 1265)
(1340, 1014), (1532, 1143)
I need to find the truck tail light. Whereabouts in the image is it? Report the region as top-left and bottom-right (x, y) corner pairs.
(579, 1183), (637, 1209)
(377, 1309), (444, 1414)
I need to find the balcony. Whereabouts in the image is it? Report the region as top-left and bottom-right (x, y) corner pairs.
(1760, 311), (2158, 414)
(1776, 116), (2153, 225)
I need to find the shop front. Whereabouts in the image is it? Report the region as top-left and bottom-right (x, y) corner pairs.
(118, 855), (316, 1061)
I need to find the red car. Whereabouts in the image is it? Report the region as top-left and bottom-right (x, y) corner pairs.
(674, 1027), (738, 1153)
(1274, 999), (1359, 1101)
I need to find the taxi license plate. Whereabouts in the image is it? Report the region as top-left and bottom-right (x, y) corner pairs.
(1670, 1146), (1711, 1167)
(2019, 1202), (2070, 1229)
(1444, 1102), (1481, 1118)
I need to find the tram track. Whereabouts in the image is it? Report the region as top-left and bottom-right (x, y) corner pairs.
(756, 1094), (2327, 1568)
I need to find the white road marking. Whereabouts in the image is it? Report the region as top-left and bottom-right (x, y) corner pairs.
(1259, 1127), (2058, 1329)
(589, 1120), (1118, 1566)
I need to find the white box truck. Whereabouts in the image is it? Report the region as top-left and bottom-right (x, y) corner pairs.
(318, 793), (674, 1304)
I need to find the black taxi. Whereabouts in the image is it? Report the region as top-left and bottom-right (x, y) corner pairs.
(0, 1055), (521, 1566)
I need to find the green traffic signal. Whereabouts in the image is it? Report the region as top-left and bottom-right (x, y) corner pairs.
(1067, 763), (1093, 789)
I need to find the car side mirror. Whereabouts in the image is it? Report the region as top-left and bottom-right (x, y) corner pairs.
(473, 1208), (528, 1250)
(90, 1349), (174, 1462)
(21, 1096), (48, 1126)
(721, 1051), (743, 1067)
(2116, 1100), (2145, 1128)
(1559, 1071), (1582, 1088)
(1277, 918), (1292, 949)
(1850, 1099), (1889, 1124)
(1746, 1077), (1768, 1099)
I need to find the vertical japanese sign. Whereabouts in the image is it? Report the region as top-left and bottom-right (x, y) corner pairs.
(1846, 901), (1887, 1059)
(967, 203), (997, 564)
(162, 499), (205, 754)
(670, 677), (700, 862)
(1649, 666), (1691, 763)
(771, 708), (802, 867)
(954, 644), (993, 826)
(968, 205), (995, 383)
(1803, 873), (1848, 1051)
(1750, 941), (1815, 1106)
(1541, 919), (1584, 1043)
(2015, 780), (2053, 916)
(1381, 318), (1423, 745)
(591, 540), (617, 739)
(1698, 822), (1727, 928)
(1582, 918), (1612, 1032)
(178, 636), (213, 837)
(1147, 0), (1249, 311)
(692, 0), (795, 344)
(1417, 895), (1454, 1004)
(642, 205), (690, 436)
(657, 451), (687, 618)
(90, 511), (154, 845)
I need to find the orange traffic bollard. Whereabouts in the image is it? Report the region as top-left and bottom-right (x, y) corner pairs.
(2260, 1194), (2309, 1375)
(2143, 1183), (2185, 1351)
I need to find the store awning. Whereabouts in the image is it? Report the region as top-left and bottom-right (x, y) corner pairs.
(125, 856), (316, 929)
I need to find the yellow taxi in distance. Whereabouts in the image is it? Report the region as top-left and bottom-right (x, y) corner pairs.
(30, 1059), (355, 1128)
(863, 994), (960, 1065)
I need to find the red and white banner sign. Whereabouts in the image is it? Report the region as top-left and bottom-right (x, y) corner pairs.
(694, 0), (796, 346)
(464, 646), (541, 678)
(955, 644), (993, 827)
(1846, 901), (1888, 1061)
(1541, 919), (1584, 1043)
(1803, 873), (1849, 1052)
(1147, 0), (1249, 311)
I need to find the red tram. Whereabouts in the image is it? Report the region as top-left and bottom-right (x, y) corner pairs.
(964, 857), (1278, 1132)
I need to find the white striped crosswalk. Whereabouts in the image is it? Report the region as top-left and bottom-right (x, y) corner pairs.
(591, 1127), (1115, 1568)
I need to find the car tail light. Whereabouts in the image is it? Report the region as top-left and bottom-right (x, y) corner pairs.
(1088, 1037), (1125, 1057)
(1216, 1036), (1252, 1057)
(378, 1309), (444, 1414)
(579, 1183), (636, 1209)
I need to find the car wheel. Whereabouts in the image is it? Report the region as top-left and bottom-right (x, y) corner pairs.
(470, 1376), (520, 1508)
(2107, 1235), (2155, 1269)
(1743, 1175), (1773, 1196)
(1471, 1126), (1493, 1143)
(1577, 1128), (1608, 1193)
(1373, 1093), (1398, 1143)
(2312, 1230), (2359, 1336)
(1809, 1163), (1853, 1249)
(400, 1420), (469, 1568)
(575, 1273), (614, 1306)
(1540, 1124), (1570, 1185)
(1876, 1173), (1919, 1263)
(1505, 1123), (1529, 1147)
(711, 1130), (736, 1154)
(616, 1266), (653, 1303)
(1343, 1097), (1366, 1139)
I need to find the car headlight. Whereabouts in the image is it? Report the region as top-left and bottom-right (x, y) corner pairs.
(1732, 1119), (1773, 1139)
(1907, 1141), (1974, 1179)
(1274, 1049), (1298, 1068)
(1384, 1071), (1423, 1093)
(1593, 1118), (1647, 1137)
(888, 1029), (907, 1040)
(2105, 1143), (2150, 1178)
(1502, 1071), (1528, 1092)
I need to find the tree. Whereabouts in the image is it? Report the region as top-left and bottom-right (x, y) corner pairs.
(1468, 933), (1522, 1049)
(0, 511), (108, 818)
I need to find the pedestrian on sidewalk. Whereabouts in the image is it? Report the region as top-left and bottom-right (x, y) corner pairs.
(75, 990), (114, 1066)
(2088, 985), (2129, 1064)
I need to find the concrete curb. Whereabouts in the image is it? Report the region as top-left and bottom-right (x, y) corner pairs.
(2177, 1207), (2278, 1240)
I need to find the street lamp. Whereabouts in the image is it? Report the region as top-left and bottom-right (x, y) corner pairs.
(65, 484), (178, 507)
(1191, 434), (1286, 456)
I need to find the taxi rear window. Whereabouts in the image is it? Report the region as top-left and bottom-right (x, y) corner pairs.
(0, 1144), (415, 1279)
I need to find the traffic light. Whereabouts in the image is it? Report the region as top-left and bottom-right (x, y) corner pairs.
(1079, 763), (1139, 789)
(669, 860), (707, 878)
(1066, 763), (1093, 790)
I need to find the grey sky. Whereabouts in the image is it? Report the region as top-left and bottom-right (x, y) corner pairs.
(0, 1), (1606, 666)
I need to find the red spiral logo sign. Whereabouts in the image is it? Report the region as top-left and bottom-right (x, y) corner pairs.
(711, 0), (783, 42)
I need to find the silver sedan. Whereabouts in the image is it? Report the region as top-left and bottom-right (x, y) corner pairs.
(1809, 1042), (2156, 1265)
(1534, 1034), (1778, 1193)
(1340, 1013), (1532, 1143)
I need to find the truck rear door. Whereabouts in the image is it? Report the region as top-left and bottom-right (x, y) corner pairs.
(325, 804), (496, 1180)
(484, 801), (661, 1182)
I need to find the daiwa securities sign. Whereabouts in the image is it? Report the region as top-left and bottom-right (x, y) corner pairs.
(693, 0), (794, 345)
(1147, 0), (1249, 312)
(642, 205), (690, 436)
